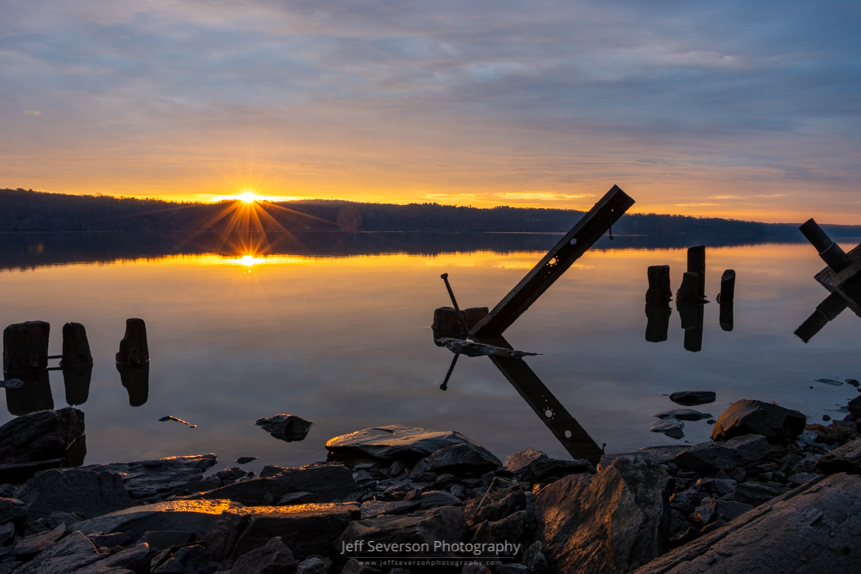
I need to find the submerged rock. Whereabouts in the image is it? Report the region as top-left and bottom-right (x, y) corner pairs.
(711, 399), (806, 441)
(655, 408), (712, 421)
(669, 391), (716, 406)
(651, 417), (685, 439)
(256, 415), (312, 443)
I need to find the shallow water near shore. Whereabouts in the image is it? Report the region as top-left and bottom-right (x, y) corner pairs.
(1, 234), (859, 476)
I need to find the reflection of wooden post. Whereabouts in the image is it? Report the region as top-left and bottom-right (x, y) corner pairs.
(719, 300), (734, 332)
(677, 303), (704, 352)
(63, 365), (92, 406)
(687, 246), (705, 299)
(117, 362), (149, 407)
(676, 272), (700, 303)
(5, 370), (53, 416)
(3, 321), (50, 373)
(471, 186), (635, 337)
(61, 322), (93, 367)
(645, 265), (672, 304)
(116, 318), (149, 365)
(718, 269), (735, 303)
(645, 304), (671, 342)
(794, 292), (848, 343)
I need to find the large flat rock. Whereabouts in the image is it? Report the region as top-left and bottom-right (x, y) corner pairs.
(536, 455), (671, 574)
(0, 408), (85, 482)
(632, 473), (861, 574)
(82, 454), (217, 500)
(201, 463), (357, 505)
(18, 468), (132, 521)
(325, 425), (496, 462)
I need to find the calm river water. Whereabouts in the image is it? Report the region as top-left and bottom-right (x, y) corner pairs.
(1, 233), (859, 475)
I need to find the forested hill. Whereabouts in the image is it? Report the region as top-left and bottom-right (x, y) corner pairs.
(1, 188), (858, 241)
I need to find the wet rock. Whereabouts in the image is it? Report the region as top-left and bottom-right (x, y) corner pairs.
(815, 438), (861, 474)
(17, 530), (103, 574)
(230, 536), (296, 574)
(732, 481), (789, 506)
(359, 500), (420, 520)
(536, 455), (671, 574)
(72, 500), (247, 541)
(601, 445), (693, 469)
(675, 434), (771, 473)
(504, 448), (546, 475)
(464, 487), (526, 525)
(419, 490), (461, 509)
(655, 408), (713, 421)
(669, 391), (716, 406)
(0, 498), (25, 528)
(521, 541), (549, 574)
(18, 468), (131, 522)
(137, 530), (197, 552)
(277, 492), (319, 506)
(337, 506), (467, 559)
(81, 454), (218, 501)
(650, 417), (685, 439)
(325, 425), (495, 462)
(711, 399), (806, 442)
(153, 544), (210, 573)
(230, 503), (360, 561)
(488, 509), (528, 543)
(256, 415), (313, 443)
(630, 473), (861, 574)
(237, 457), (257, 465)
(201, 463), (357, 505)
(805, 421), (860, 445)
(0, 407), (85, 482)
(788, 472), (819, 485)
(419, 443), (502, 474)
(12, 528), (65, 558)
(523, 458), (592, 483)
(73, 542), (150, 574)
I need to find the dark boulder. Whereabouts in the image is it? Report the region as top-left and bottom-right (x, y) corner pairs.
(675, 434), (771, 473)
(18, 468), (131, 522)
(711, 400), (806, 442)
(230, 536), (297, 574)
(535, 455), (671, 574)
(464, 488), (526, 525)
(82, 454), (217, 501)
(16, 531), (104, 574)
(0, 408), (85, 482)
(816, 438), (861, 475)
(256, 415), (312, 443)
(0, 498), (25, 529)
(669, 392), (716, 406)
(732, 481), (789, 507)
(418, 443), (501, 474)
(201, 463), (357, 505)
(325, 425), (495, 462)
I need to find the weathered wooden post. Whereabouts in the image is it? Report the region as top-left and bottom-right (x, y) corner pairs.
(470, 185), (635, 337)
(645, 265), (672, 304)
(718, 269), (735, 303)
(676, 272), (700, 303)
(687, 245), (706, 299)
(61, 322), (93, 367)
(3, 321), (50, 374)
(645, 304), (671, 342)
(117, 362), (149, 407)
(116, 318), (149, 365)
(800, 219), (851, 273)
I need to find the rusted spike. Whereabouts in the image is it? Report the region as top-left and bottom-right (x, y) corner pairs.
(471, 185), (635, 337)
(439, 274), (470, 333)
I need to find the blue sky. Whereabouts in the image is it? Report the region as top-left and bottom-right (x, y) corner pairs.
(1, 0), (859, 222)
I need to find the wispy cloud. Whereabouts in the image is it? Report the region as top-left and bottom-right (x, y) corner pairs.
(494, 193), (594, 201)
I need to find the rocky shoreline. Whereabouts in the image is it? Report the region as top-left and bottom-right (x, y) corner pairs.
(0, 394), (859, 574)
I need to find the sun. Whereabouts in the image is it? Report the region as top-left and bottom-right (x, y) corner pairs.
(238, 191), (259, 203)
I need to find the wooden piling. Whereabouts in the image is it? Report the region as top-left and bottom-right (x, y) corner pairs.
(3, 321), (50, 374)
(676, 272), (700, 303)
(718, 269), (735, 303)
(645, 304), (671, 343)
(687, 246), (706, 299)
(61, 322), (93, 367)
(800, 219), (851, 272)
(116, 318), (149, 365)
(645, 265), (672, 304)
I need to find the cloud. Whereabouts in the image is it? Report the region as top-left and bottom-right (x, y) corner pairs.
(23, 110), (40, 115)
(494, 192), (594, 201)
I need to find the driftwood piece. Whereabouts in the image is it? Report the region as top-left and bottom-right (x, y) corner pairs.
(3, 321), (50, 373)
(645, 265), (672, 304)
(116, 318), (149, 365)
(61, 322), (93, 367)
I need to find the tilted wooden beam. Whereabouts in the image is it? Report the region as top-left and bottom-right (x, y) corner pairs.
(470, 185), (635, 337)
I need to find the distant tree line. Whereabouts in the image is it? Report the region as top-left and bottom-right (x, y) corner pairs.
(1, 188), (857, 239)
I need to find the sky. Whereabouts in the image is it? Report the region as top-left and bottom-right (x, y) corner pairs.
(1, 0), (860, 223)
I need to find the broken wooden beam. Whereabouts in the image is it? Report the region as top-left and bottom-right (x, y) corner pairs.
(800, 219), (851, 273)
(470, 185), (635, 337)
